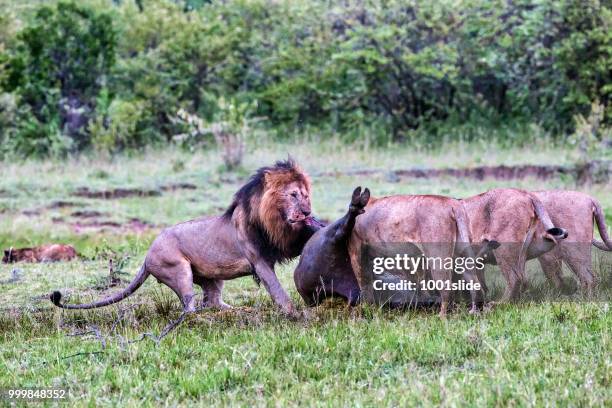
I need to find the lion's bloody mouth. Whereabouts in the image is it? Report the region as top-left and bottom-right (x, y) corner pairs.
(288, 216), (325, 228)
(304, 216), (326, 228)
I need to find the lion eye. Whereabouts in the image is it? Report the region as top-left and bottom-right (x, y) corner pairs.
(291, 192), (298, 198)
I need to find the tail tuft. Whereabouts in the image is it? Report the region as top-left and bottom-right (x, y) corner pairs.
(50, 291), (63, 306)
(547, 227), (568, 239)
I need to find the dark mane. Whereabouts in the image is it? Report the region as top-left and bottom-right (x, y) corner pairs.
(223, 158), (300, 220)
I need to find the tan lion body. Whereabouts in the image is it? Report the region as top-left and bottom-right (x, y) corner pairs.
(461, 188), (567, 300)
(530, 190), (611, 291)
(3, 244), (77, 263)
(51, 160), (321, 316)
(348, 194), (482, 315)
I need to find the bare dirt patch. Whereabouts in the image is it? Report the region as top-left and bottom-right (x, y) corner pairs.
(71, 182), (197, 200)
(73, 187), (162, 199)
(48, 200), (85, 209)
(71, 210), (107, 218)
(160, 182), (197, 192)
(315, 161), (610, 183)
(71, 218), (156, 233)
(395, 164), (570, 181)
(48, 214), (156, 233)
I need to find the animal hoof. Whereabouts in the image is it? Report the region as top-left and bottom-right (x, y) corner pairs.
(349, 187), (370, 213)
(360, 188), (370, 206)
(350, 187), (362, 206)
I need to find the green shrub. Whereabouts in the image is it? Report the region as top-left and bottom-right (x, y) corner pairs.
(0, 0), (609, 157)
(3, 1), (116, 155)
(89, 97), (147, 153)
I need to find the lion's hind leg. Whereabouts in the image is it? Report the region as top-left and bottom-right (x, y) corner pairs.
(562, 243), (595, 294)
(200, 278), (232, 310)
(150, 260), (197, 312)
(538, 251), (564, 290)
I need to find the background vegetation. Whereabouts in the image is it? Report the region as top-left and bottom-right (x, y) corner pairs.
(0, 0), (610, 158)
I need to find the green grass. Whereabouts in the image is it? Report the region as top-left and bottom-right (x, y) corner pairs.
(0, 141), (610, 406)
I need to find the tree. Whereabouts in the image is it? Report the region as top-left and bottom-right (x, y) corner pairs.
(5, 1), (116, 153)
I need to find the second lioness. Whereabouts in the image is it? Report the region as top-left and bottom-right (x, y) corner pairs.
(529, 190), (610, 291)
(461, 188), (568, 300)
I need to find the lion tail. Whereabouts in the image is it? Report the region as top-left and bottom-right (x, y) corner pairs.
(453, 204), (475, 258)
(592, 199), (612, 251)
(50, 264), (149, 309)
(530, 195), (567, 240)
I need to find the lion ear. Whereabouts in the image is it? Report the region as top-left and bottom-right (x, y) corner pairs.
(262, 170), (270, 185)
(262, 170), (275, 187)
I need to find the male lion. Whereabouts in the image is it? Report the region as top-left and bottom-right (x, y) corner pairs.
(51, 159), (322, 316)
(3, 244), (77, 263)
(528, 190), (611, 291)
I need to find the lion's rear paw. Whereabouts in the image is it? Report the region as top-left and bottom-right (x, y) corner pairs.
(204, 301), (233, 310)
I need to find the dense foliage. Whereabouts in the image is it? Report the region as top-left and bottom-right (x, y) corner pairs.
(0, 0), (610, 157)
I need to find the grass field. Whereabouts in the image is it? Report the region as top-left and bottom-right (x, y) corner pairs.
(0, 141), (610, 406)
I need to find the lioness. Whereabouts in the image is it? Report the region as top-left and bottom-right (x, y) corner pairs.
(461, 188), (568, 301)
(348, 194), (484, 316)
(3, 244), (77, 263)
(529, 190), (611, 291)
(51, 159), (322, 316)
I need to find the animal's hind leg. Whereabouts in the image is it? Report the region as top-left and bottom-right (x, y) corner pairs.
(423, 244), (454, 317)
(497, 246), (528, 302)
(333, 187), (370, 241)
(153, 260), (197, 312)
(538, 251), (564, 290)
(200, 278), (232, 309)
(431, 268), (452, 317)
(563, 244), (595, 294)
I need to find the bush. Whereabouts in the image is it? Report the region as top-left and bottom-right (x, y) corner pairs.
(89, 96), (148, 153)
(0, 0), (609, 157)
(172, 98), (256, 170)
(3, 1), (116, 155)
